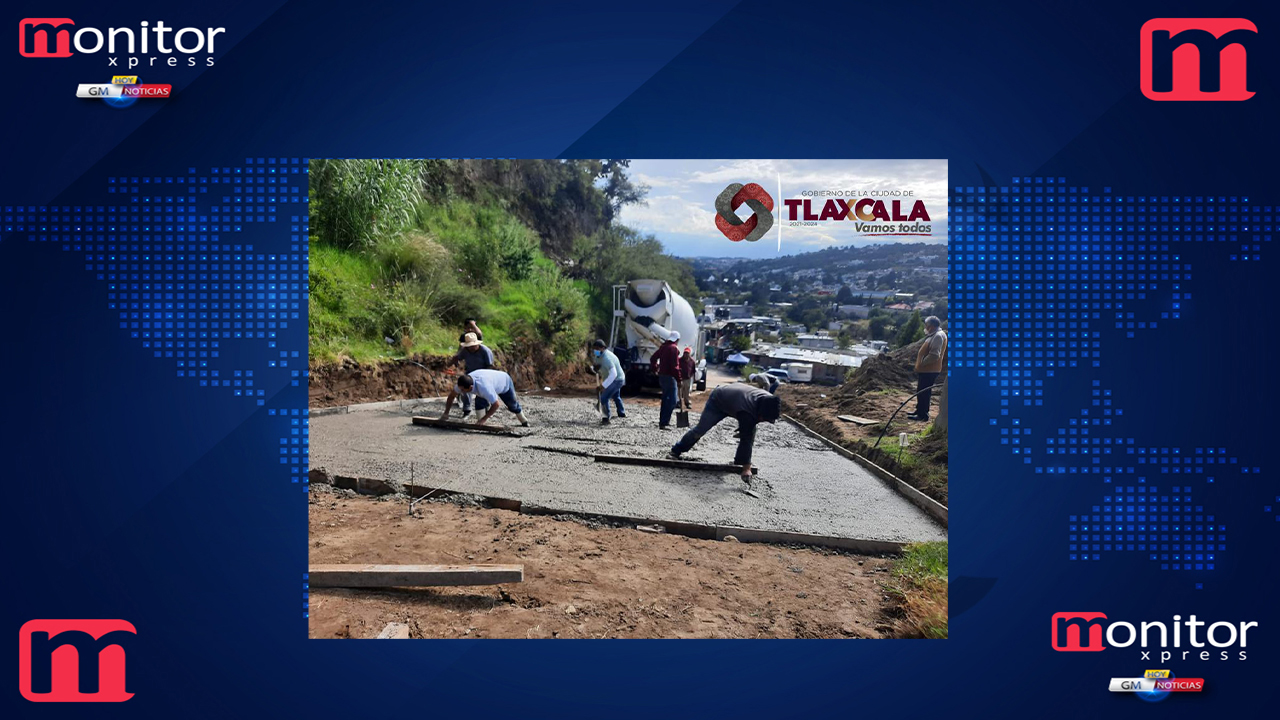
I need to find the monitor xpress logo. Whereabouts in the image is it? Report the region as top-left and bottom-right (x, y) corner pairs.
(18, 620), (137, 702)
(1140, 18), (1257, 101)
(19, 18), (224, 68)
(1052, 612), (1257, 661)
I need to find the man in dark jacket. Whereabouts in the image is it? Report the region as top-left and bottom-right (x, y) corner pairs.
(649, 331), (682, 428)
(670, 383), (781, 481)
(451, 332), (494, 417)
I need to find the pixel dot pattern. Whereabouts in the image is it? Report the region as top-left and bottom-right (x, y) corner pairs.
(949, 177), (1274, 583)
(0, 158), (310, 494)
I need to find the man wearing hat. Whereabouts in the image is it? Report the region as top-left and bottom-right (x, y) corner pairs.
(591, 339), (626, 425)
(451, 331), (494, 417)
(649, 331), (682, 429)
(678, 346), (696, 410)
(670, 383), (781, 482)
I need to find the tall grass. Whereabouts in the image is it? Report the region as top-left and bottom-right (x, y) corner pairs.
(310, 159), (423, 249)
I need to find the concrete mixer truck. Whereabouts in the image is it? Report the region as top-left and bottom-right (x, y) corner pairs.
(608, 279), (706, 393)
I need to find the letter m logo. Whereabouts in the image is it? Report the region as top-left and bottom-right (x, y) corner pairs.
(1052, 612), (1108, 652)
(1141, 18), (1257, 101)
(18, 620), (137, 702)
(19, 18), (75, 57)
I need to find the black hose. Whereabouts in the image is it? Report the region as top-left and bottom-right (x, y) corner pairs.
(872, 382), (946, 450)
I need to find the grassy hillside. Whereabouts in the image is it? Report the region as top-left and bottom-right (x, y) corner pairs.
(308, 159), (693, 365)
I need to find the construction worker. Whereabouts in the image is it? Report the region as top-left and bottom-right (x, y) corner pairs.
(749, 372), (780, 394)
(451, 332), (494, 417)
(592, 339), (626, 425)
(670, 383), (781, 482)
(441, 369), (529, 427)
(678, 346), (696, 410)
(906, 315), (948, 421)
(459, 318), (483, 343)
(650, 331), (681, 429)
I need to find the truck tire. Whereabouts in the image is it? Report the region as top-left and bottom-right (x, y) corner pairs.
(624, 373), (643, 396)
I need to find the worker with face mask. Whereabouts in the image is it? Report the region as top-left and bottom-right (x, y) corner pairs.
(592, 339), (626, 424)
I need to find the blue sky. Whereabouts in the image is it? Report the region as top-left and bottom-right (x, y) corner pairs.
(616, 159), (948, 258)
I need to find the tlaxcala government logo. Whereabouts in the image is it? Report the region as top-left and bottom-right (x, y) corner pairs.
(76, 75), (171, 108)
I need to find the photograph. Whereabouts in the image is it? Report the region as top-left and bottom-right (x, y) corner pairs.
(305, 159), (950, 638)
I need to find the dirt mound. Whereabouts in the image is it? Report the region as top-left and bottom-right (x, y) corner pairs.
(837, 339), (922, 403)
(309, 343), (593, 408)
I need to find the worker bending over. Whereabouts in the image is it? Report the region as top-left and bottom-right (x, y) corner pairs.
(441, 369), (530, 427)
(591, 339), (626, 425)
(670, 383), (780, 481)
(748, 372), (779, 394)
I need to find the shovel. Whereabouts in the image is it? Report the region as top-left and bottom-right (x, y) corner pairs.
(594, 385), (603, 420)
(676, 409), (690, 428)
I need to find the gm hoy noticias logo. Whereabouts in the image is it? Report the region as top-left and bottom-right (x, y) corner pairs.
(1140, 18), (1258, 101)
(1052, 612), (1258, 662)
(19, 620), (137, 702)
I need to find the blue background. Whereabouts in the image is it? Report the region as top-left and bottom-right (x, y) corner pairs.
(4, 0), (1277, 716)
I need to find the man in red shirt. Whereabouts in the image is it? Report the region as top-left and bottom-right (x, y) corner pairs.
(650, 331), (682, 429)
(678, 347), (696, 410)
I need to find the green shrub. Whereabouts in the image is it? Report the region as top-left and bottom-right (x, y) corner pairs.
(373, 231), (450, 283)
(310, 159), (422, 249)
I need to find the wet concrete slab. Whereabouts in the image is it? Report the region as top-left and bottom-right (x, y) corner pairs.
(309, 395), (946, 544)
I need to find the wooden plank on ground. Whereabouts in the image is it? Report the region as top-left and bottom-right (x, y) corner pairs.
(411, 416), (515, 434)
(837, 414), (879, 426)
(715, 526), (905, 554)
(376, 622), (411, 639)
(525, 444), (593, 457)
(592, 453), (757, 474)
(309, 564), (524, 588)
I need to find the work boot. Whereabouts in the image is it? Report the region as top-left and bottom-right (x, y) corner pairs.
(668, 448), (684, 459)
(617, 412), (627, 418)
(517, 411), (530, 427)
(461, 410), (471, 418)
(600, 417), (611, 426)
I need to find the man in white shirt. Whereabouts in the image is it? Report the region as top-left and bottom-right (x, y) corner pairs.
(441, 368), (529, 427)
(591, 339), (627, 425)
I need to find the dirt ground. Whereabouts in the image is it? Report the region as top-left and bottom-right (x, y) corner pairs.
(308, 486), (900, 639)
(776, 340), (949, 507)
